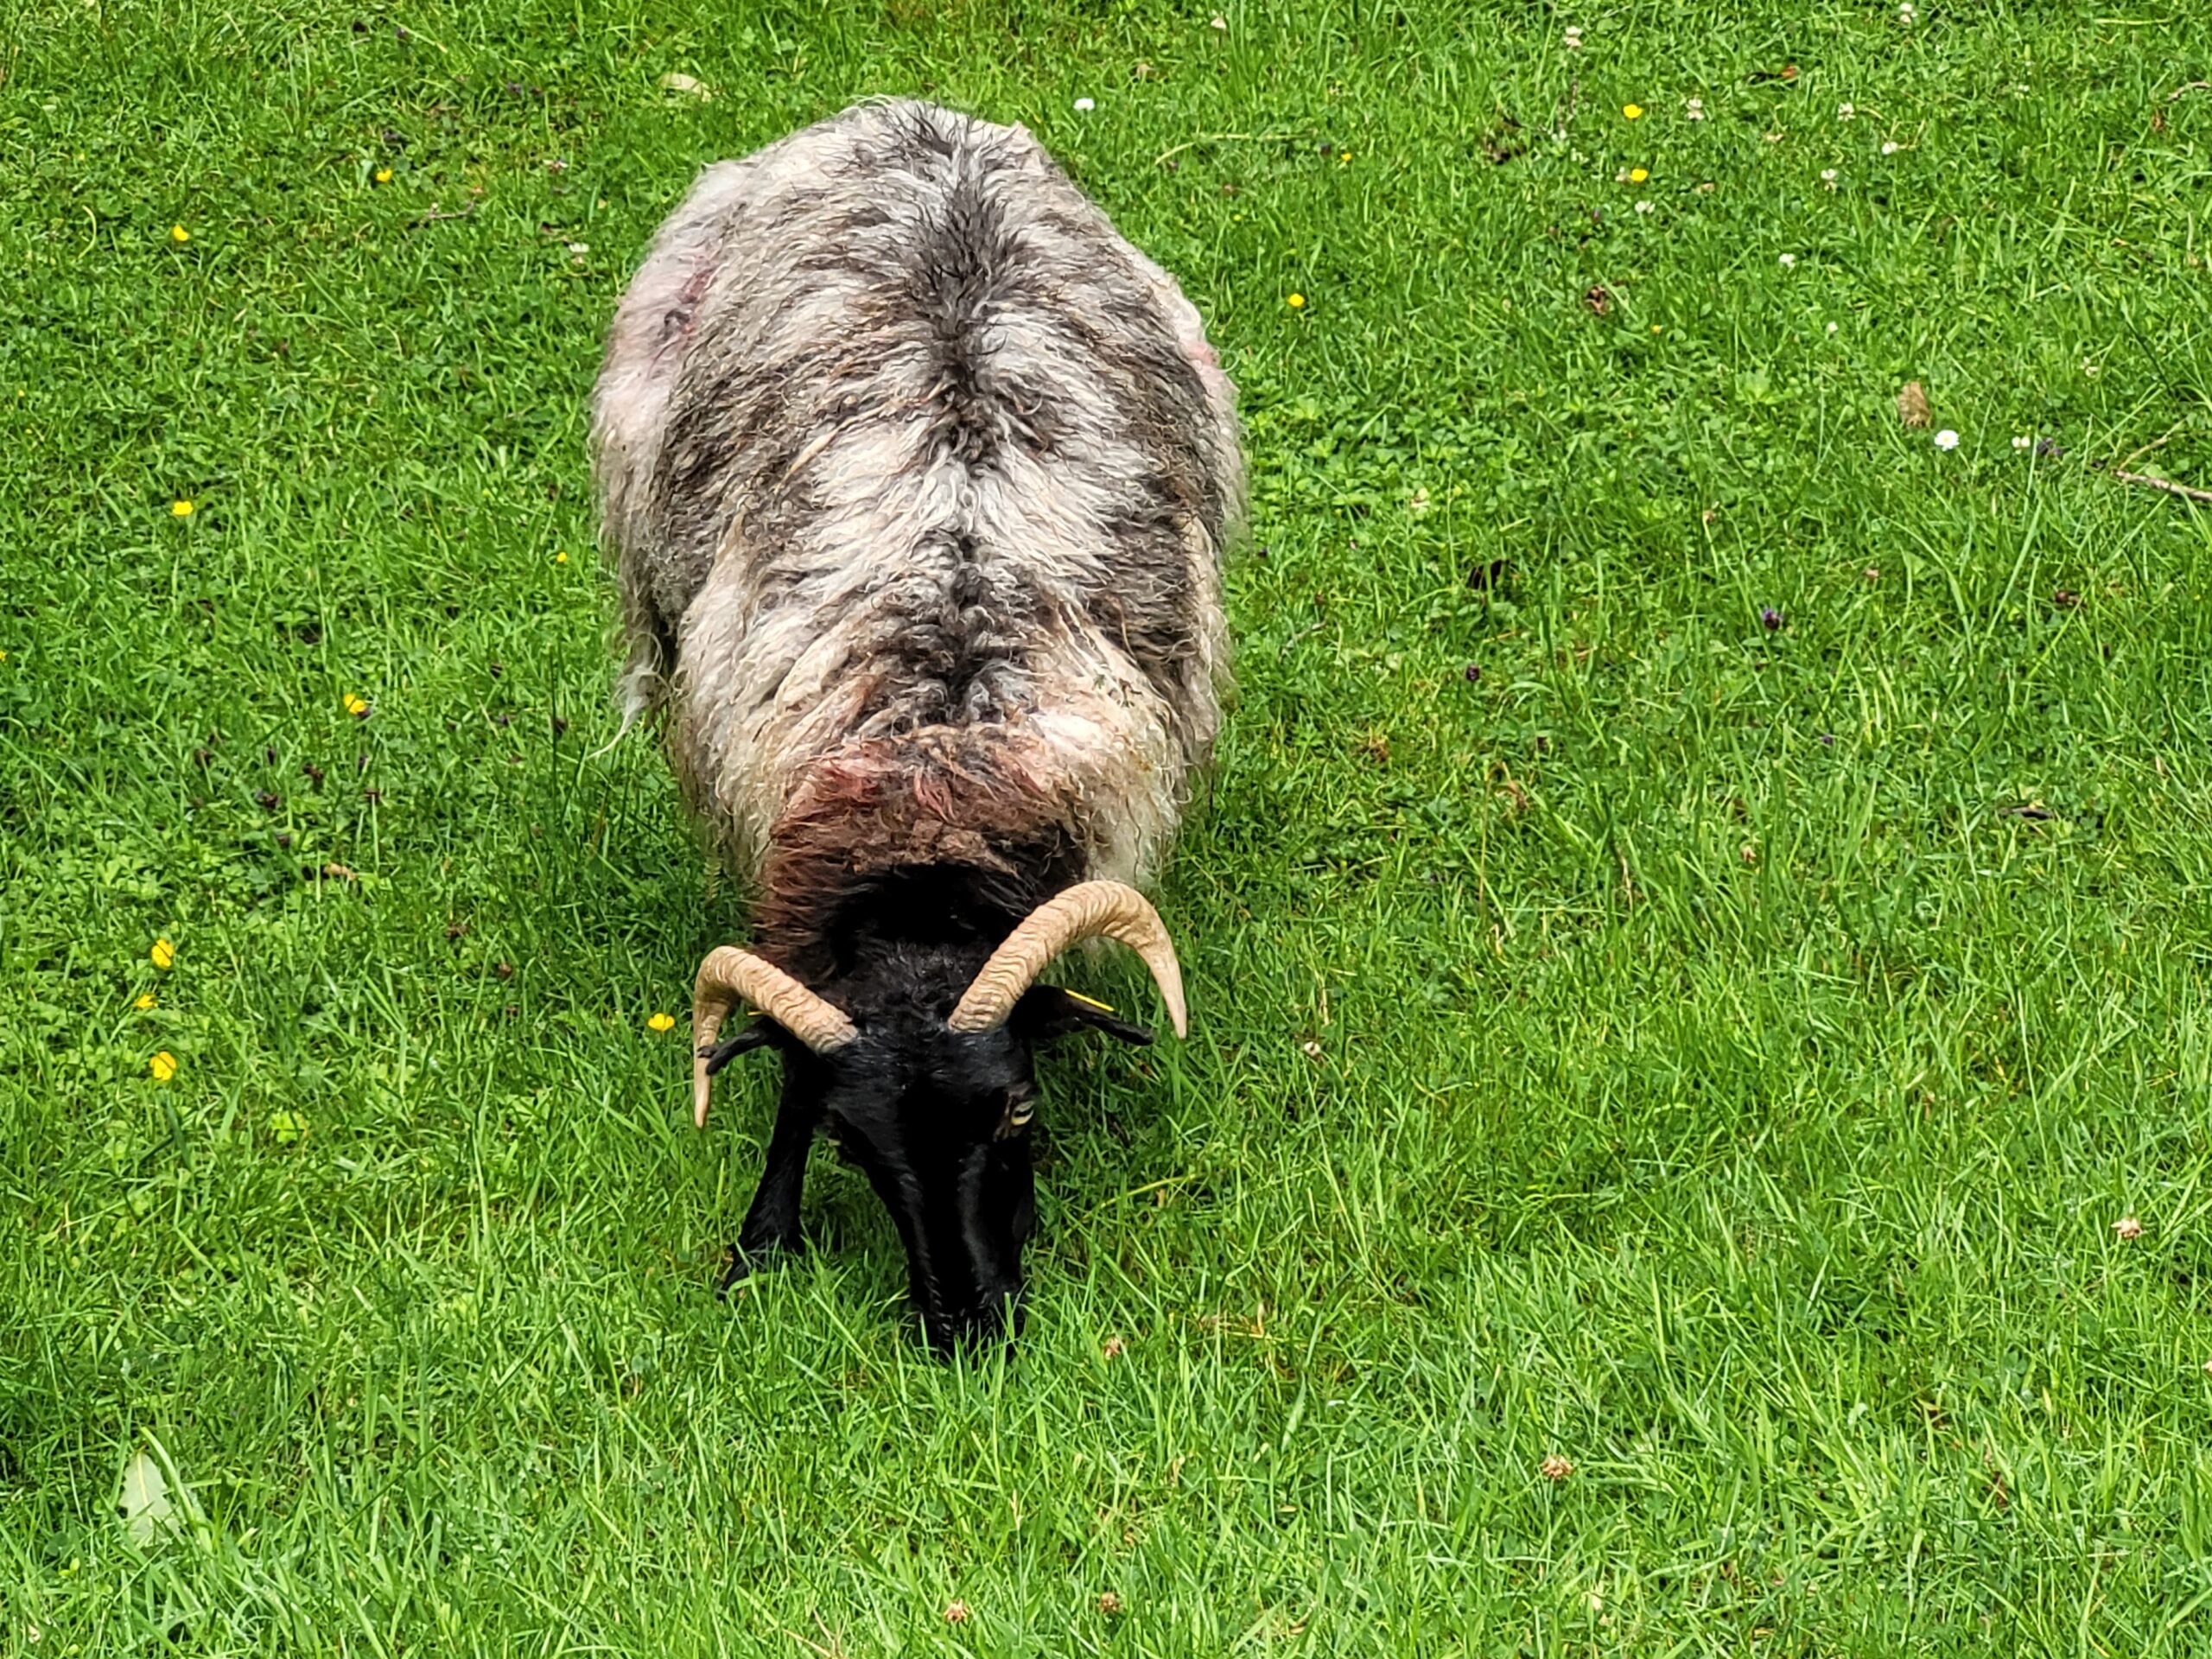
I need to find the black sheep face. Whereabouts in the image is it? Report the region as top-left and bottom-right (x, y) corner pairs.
(811, 1019), (1039, 1350)
(709, 986), (1151, 1351)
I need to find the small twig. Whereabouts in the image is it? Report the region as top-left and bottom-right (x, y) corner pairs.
(410, 204), (477, 226)
(2114, 468), (2212, 506)
(1154, 130), (1309, 167)
(2116, 422), (2183, 471)
(2169, 80), (2212, 101)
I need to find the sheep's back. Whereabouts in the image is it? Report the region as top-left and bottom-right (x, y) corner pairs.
(593, 99), (1241, 887)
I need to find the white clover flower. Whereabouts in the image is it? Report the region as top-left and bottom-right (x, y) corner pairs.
(2012, 436), (2032, 449)
(1821, 168), (1839, 188)
(1073, 96), (1095, 111)
(1686, 97), (1706, 120)
(1827, 321), (1840, 334)
(1839, 102), (1855, 120)
(1564, 24), (1583, 48)
(1898, 1), (1916, 22)
(1778, 252), (1797, 268)
(1634, 199), (1654, 214)
(1934, 429), (1960, 450)
(1881, 140), (1901, 155)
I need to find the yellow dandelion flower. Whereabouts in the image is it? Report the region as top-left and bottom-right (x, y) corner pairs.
(375, 168), (393, 184)
(647, 1012), (677, 1033)
(343, 693), (370, 717)
(1338, 150), (1352, 163)
(1623, 104), (1644, 120)
(1629, 168), (1649, 183)
(135, 993), (156, 1011)
(1287, 293), (1306, 309)
(171, 225), (191, 244)
(171, 499), (194, 518)
(555, 551), (569, 564)
(150, 938), (175, 970)
(149, 1052), (178, 1082)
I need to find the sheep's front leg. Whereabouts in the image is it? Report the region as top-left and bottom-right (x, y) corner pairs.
(721, 1095), (817, 1292)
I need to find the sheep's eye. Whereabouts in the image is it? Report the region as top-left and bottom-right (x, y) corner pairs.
(1006, 1096), (1035, 1129)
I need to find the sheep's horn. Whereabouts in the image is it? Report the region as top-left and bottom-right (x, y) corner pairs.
(948, 882), (1188, 1039)
(691, 948), (856, 1128)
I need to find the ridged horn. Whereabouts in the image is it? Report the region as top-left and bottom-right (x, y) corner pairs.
(691, 948), (856, 1128)
(947, 881), (1189, 1039)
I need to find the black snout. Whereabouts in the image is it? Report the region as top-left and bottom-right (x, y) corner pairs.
(863, 1135), (1035, 1357)
(920, 1284), (1027, 1354)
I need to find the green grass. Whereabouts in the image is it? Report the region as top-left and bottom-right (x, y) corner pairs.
(7, 0), (2212, 1650)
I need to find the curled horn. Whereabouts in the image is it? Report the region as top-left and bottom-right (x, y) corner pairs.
(947, 881), (1189, 1039)
(691, 948), (856, 1128)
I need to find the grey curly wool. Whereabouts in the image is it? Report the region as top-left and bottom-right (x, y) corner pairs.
(591, 98), (1242, 949)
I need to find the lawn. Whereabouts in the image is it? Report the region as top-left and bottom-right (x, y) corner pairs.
(6, 0), (2212, 1651)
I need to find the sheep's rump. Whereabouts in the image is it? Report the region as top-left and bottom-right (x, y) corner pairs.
(592, 99), (1242, 892)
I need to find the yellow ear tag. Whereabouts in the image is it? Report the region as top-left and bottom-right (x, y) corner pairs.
(1064, 991), (1117, 1015)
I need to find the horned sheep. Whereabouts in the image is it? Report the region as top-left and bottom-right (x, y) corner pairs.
(591, 99), (1242, 1349)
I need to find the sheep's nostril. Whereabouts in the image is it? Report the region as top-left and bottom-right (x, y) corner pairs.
(922, 1290), (1024, 1354)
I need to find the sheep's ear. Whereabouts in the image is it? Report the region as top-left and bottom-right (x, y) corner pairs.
(698, 1017), (782, 1076)
(1012, 986), (1154, 1047)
